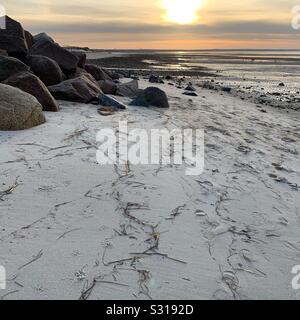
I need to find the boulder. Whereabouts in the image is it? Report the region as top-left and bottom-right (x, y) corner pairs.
(24, 30), (34, 49)
(68, 67), (90, 80)
(85, 64), (112, 81)
(116, 80), (141, 98)
(3, 71), (59, 112)
(0, 49), (8, 56)
(130, 87), (169, 108)
(0, 56), (29, 81)
(98, 93), (126, 110)
(33, 32), (54, 44)
(98, 80), (118, 95)
(0, 84), (45, 130)
(30, 39), (79, 73)
(48, 74), (102, 103)
(72, 51), (86, 68)
(0, 16), (28, 60)
(103, 69), (121, 80)
(27, 55), (64, 86)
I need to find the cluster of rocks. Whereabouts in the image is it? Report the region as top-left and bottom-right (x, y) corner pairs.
(201, 79), (300, 111)
(0, 16), (170, 131)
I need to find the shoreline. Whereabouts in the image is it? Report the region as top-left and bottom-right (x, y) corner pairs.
(88, 52), (300, 111)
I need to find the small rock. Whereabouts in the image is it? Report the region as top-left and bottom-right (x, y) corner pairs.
(116, 80), (141, 98)
(85, 64), (112, 81)
(185, 84), (196, 91)
(149, 75), (164, 84)
(98, 80), (118, 95)
(183, 91), (198, 97)
(130, 87), (170, 108)
(222, 87), (232, 93)
(98, 93), (127, 110)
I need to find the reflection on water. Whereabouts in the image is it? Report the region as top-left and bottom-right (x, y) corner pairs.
(140, 50), (300, 93)
(90, 49), (300, 95)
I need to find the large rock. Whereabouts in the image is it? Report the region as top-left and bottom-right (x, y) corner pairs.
(98, 80), (118, 95)
(85, 64), (112, 81)
(3, 71), (59, 112)
(33, 32), (54, 44)
(104, 69), (121, 80)
(130, 87), (170, 108)
(24, 30), (34, 49)
(0, 16), (28, 60)
(27, 55), (64, 86)
(48, 74), (102, 103)
(0, 84), (45, 130)
(116, 80), (141, 98)
(30, 39), (79, 73)
(68, 67), (90, 80)
(0, 56), (29, 81)
(0, 49), (8, 56)
(72, 51), (86, 68)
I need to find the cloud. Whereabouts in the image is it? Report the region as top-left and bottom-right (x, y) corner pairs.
(2, 0), (298, 48)
(26, 20), (297, 36)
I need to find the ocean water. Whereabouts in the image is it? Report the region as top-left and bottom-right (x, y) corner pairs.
(145, 50), (300, 94)
(90, 49), (300, 95)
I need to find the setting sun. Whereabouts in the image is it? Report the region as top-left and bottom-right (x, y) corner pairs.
(163, 0), (203, 24)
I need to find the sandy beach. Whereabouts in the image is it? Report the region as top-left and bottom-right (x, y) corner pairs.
(1, 77), (299, 300)
(1, 0), (300, 306)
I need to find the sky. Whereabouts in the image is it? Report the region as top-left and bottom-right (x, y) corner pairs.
(1, 0), (299, 49)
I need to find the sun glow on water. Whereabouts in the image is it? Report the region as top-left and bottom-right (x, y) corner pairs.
(163, 0), (203, 24)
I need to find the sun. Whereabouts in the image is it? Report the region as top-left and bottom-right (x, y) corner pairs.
(162, 0), (203, 24)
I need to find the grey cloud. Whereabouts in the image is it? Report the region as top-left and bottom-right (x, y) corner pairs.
(27, 20), (298, 35)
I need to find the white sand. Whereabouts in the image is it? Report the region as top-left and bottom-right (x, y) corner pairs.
(0, 80), (299, 300)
